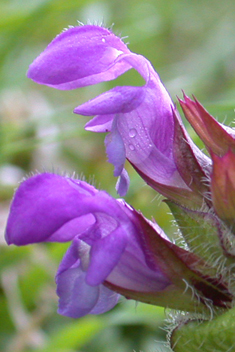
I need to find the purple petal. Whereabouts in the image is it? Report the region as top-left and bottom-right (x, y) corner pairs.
(5, 173), (97, 245)
(27, 25), (131, 90)
(116, 104), (176, 183)
(85, 114), (113, 133)
(5, 173), (132, 246)
(115, 168), (130, 196)
(106, 247), (171, 292)
(48, 214), (95, 242)
(57, 267), (119, 318)
(74, 86), (145, 115)
(56, 238), (119, 318)
(86, 227), (127, 286)
(57, 236), (82, 275)
(88, 285), (120, 315)
(105, 118), (126, 177)
(57, 265), (101, 318)
(75, 48), (185, 192)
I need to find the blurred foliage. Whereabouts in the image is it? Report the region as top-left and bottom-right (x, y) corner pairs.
(1, 0), (235, 351)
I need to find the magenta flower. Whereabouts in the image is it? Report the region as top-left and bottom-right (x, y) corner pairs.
(27, 24), (209, 206)
(5, 173), (231, 318)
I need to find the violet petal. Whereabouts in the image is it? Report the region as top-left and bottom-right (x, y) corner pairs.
(86, 227), (127, 286)
(56, 238), (119, 318)
(115, 169), (130, 196)
(74, 86), (145, 115)
(27, 25), (131, 90)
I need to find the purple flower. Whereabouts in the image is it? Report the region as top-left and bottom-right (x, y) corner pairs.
(5, 173), (169, 317)
(27, 24), (207, 205)
(5, 173), (232, 318)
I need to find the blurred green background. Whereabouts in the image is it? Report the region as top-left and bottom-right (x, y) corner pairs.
(1, 0), (235, 351)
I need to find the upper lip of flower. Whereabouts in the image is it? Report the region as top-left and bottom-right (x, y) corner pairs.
(27, 25), (132, 89)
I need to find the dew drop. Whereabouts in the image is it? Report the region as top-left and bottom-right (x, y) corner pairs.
(129, 128), (137, 138)
(102, 38), (106, 43)
(129, 144), (135, 151)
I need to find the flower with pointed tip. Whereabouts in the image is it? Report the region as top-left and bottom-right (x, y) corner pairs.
(27, 24), (209, 206)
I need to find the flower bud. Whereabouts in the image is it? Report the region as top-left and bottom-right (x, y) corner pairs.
(211, 150), (235, 231)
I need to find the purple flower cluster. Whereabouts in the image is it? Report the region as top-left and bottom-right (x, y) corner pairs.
(5, 25), (235, 319)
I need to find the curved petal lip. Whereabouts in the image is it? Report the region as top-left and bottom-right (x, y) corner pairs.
(27, 25), (132, 90)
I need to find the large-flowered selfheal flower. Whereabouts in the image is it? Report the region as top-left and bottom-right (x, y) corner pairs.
(27, 25), (209, 206)
(5, 173), (232, 318)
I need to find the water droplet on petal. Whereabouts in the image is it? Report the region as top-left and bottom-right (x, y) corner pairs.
(129, 128), (137, 138)
(129, 144), (135, 151)
(102, 38), (106, 43)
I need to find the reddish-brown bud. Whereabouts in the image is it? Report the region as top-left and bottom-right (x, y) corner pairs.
(211, 150), (235, 231)
(179, 94), (235, 156)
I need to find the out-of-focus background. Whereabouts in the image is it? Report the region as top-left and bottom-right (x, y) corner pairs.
(1, 0), (235, 351)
